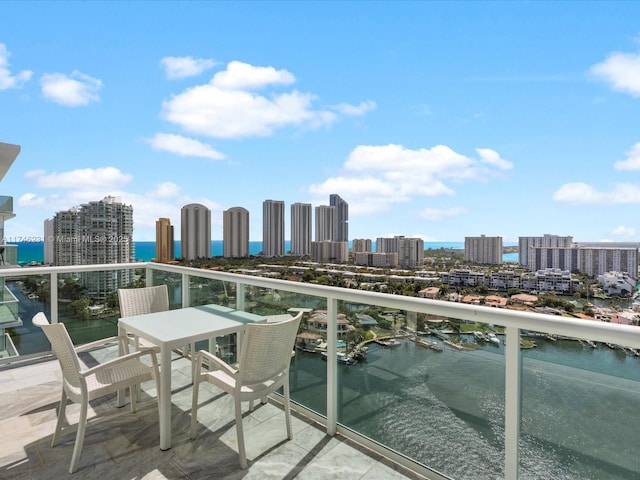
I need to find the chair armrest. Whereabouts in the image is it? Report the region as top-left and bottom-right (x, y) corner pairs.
(79, 348), (157, 377)
(196, 349), (237, 376)
(74, 335), (128, 353)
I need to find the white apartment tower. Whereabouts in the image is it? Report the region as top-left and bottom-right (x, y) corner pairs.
(181, 203), (211, 260)
(290, 202), (312, 256)
(464, 235), (503, 265)
(329, 194), (349, 242)
(352, 238), (372, 253)
(519, 234), (574, 268)
(223, 207), (250, 258)
(52, 196), (134, 299)
(262, 199), (284, 257)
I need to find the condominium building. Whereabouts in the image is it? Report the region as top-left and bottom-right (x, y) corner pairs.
(223, 207), (249, 258)
(262, 199), (284, 257)
(51, 196), (134, 299)
(155, 217), (174, 263)
(181, 203), (211, 260)
(315, 205), (334, 242)
(0, 142), (21, 359)
(464, 235), (503, 265)
(354, 251), (398, 268)
(352, 238), (372, 253)
(376, 235), (424, 269)
(329, 194), (349, 242)
(519, 234), (574, 267)
(290, 202), (311, 256)
(575, 242), (640, 281)
(311, 240), (349, 263)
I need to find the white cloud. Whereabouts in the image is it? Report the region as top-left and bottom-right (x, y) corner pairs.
(330, 101), (377, 116)
(161, 56), (218, 79)
(26, 167), (132, 189)
(18, 192), (46, 207)
(553, 182), (640, 205)
(310, 143), (510, 216)
(419, 207), (468, 221)
(212, 61), (295, 90)
(146, 133), (226, 160)
(614, 142), (640, 170)
(610, 225), (636, 239)
(589, 51), (640, 97)
(40, 71), (102, 106)
(0, 43), (32, 90)
(476, 148), (513, 170)
(160, 60), (370, 139)
(149, 182), (181, 198)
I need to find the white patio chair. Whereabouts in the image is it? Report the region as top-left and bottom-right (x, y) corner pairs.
(118, 285), (168, 352)
(33, 312), (160, 474)
(190, 311), (302, 469)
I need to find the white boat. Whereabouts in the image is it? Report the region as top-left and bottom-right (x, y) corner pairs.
(486, 333), (500, 344)
(473, 331), (488, 341)
(321, 351), (357, 365)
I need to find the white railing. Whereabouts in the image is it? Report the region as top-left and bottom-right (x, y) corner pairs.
(2, 261), (639, 480)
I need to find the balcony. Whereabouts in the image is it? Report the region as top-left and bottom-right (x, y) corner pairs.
(1, 262), (640, 479)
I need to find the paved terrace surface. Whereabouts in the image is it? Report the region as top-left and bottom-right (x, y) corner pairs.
(0, 347), (425, 480)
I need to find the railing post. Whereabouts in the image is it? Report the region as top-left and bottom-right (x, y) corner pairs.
(181, 273), (189, 308)
(236, 282), (245, 311)
(326, 296), (338, 435)
(145, 266), (153, 287)
(504, 325), (521, 479)
(50, 271), (58, 324)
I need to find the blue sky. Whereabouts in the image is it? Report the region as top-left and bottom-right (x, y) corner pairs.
(1, 1), (640, 243)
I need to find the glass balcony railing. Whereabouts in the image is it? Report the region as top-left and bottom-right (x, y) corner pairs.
(0, 262), (639, 480)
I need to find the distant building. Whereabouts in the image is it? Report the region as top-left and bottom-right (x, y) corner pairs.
(44, 218), (54, 264)
(598, 271), (636, 296)
(518, 234), (574, 268)
(290, 202), (311, 256)
(329, 194), (349, 242)
(262, 199), (284, 257)
(352, 238), (372, 253)
(314, 205), (334, 242)
(181, 203), (211, 260)
(52, 196), (134, 299)
(464, 235), (502, 265)
(377, 235), (424, 269)
(354, 251), (398, 268)
(155, 218), (174, 263)
(311, 240), (348, 263)
(223, 207), (249, 258)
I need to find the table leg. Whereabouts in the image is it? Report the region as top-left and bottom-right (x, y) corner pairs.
(159, 346), (172, 450)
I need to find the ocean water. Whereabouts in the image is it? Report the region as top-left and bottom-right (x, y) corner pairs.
(13, 240), (482, 265)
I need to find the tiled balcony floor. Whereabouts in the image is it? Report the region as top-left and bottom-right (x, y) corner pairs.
(0, 347), (425, 480)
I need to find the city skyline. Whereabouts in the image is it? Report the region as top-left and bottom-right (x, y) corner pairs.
(2, 3), (640, 243)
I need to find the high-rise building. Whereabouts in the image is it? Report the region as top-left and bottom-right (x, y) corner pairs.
(223, 207), (250, 258)
(376, 235), (423, 269)
(464, 235), (503, 265)
(329, 194), (349, 242)
(315, 205), (334, 242)
(181, 203), (211, 260)
(290, 203), (311, 256)
(44, 218), (54, 265)
(518, 235), (574, 267)
(155, 217), (174, 263)
(51, 196), (134, 299)
(0, 142), (21, 358)
(262, 199), (284, 257)
(311, 240), (349, 263)
(352, 239), (372, 253)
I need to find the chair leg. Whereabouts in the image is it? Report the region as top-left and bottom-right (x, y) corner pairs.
(51, 389), (68, 447)
(284, 379), (293, 440)
(130, 385), (138, 413)
(235, 396), (248, 469)
(190, 372), (200, 439)
(69, 399), (88, 474)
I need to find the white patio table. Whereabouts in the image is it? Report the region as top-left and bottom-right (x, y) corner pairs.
(118, 304), (266, 450)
